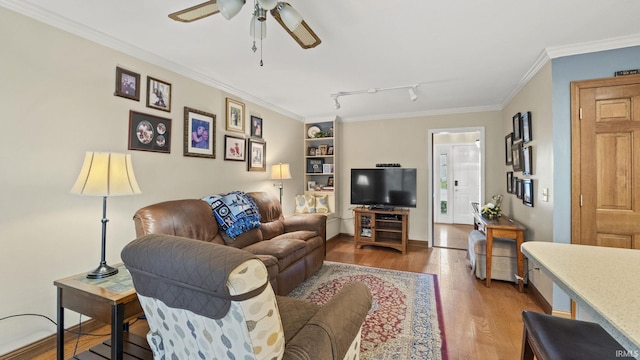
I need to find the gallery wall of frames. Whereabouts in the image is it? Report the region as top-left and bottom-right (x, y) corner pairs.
(505, 111), (534, 207)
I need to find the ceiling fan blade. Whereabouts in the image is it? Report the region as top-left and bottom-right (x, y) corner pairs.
(169, 1), (220, 22)
(270, 6), (321, 49)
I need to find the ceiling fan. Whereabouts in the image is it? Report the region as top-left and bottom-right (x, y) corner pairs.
(168, 0), (321, 51)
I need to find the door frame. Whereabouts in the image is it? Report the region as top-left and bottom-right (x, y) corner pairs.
(427, 126), (485, 247)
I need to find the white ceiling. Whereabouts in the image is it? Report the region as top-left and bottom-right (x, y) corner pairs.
(3, 0), (640, 122)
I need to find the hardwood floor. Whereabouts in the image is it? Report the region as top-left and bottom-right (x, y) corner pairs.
(433, 223), (474, 250)
(28, 235), (543, 360)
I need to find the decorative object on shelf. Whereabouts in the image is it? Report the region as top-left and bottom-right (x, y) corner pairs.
(307, 158), (323, 173)
(248, 138), (266, 171)
(71, 152), (142, 279)
(327, 176), (334, 187)
(114, 66), (140, 101)
(307, 181), (316, 191)
(322, 163), (334, 174)
(480, 194), (503, 219)
(318, 144), (328, 155)
(224, 135), (246, 161)
(250, 115), (263, 138)
(505, 132), (513, 165)
(327, 146), (334, 155)
(512, 112), (522, 141)
(225, 98), (245, 133)
(522, 179), (534, 207)
(184, 107), (216, 159)
(307, 146), (317, 156)
(270, 162), (291, 204)
(146, 76), (172, 112)
(128, 111), (172, 153)
(522, 111), (532, 143)
(307, 125), (320, 138)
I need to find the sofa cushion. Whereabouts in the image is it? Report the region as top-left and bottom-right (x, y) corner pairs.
(272, 230), (318, 241)
(222, 228), (263, 248)
(202, 191), (261, 238)
(244, 239), (307, 270)
(295, 194), (316, 214)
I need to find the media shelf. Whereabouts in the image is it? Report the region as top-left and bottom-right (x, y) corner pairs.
(354, 207), (409, 254)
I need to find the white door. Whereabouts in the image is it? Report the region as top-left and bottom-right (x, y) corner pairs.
(452, 144), (480, 224)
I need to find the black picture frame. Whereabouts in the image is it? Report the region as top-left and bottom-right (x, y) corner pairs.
(114, 67), (140, 101)
(224, 135), (246, 161)
(512, 142), (523, 172)
(128, 110), (171, 153)
(522, 145), (533, 175)
(146, 76), (172, 112)
(507, 172), (514, 193)
(522, 179), (534, 207)
(505, 133), (514, 165)
(250, 115), (263, 138)
(522, 111), (532, 143)
(516, 178), (523, 199)
(512, 112), (522, 141)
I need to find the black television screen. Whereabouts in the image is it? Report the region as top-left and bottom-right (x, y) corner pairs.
(350, 168), (417, 208)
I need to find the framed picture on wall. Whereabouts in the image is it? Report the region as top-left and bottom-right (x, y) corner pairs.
(224, 135), (246, 161)
(505, 133), (513, 165)
(512, 142), (523, 171)
(248, 139), (266, 171)
(184, 107), (215, 159)
(522, 179), (534, 207)
(128, 111), (171, 153)
(522, 145), (532, 175)
(516, 178), (523, 199)
(512, 112), (522, 141)
(507, 171), (514, 193)
(146, 76), (172, 112)
(114, 67), (140, 101)
(250, 115), (263, 138)
(522, 111), (532, 143)
(226, 98), (245, 133)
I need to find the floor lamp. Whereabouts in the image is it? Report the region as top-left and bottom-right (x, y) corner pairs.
(270, 162), (292, 204)
(71, 152), (141, 279)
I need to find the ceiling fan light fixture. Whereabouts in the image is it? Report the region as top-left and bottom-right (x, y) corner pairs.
(250, 14), (267, 39)
(258, 0), (278, 10)
(218, 0), (245, 20)
(277, 3), (303, 31)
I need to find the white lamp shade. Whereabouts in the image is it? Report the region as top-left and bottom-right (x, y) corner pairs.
(258, 0), (278, 10)
(278, 3), (302, 31)
(71, 152), (141, 196)
(270, 163), (292, 180)
(218, 0), (245, 20)
(250, 15), (267, 39)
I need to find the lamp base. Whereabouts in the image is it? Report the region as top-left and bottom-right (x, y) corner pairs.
(86, 263), (119, 279)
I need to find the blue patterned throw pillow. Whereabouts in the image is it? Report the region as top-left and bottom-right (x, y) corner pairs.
(202, 191), (261, 238)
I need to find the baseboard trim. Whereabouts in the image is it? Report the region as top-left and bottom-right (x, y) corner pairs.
(0, 319), (103, 360)
(526, 280), (553, 315)
(551, 310), (572, 319)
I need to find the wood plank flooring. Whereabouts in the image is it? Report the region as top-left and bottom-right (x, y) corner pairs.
(28, 234), (543, 360)
(434, 223), (474, 250)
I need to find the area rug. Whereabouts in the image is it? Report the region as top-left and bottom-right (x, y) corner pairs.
(288, 261), (448, 360)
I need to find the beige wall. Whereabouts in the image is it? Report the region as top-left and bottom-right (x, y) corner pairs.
(501, 62), (554, 304)
(0, 8), (303, 353)
(337, 111), (502, 241)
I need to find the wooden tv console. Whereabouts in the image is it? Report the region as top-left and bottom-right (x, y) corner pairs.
(353, 207), (409, 254)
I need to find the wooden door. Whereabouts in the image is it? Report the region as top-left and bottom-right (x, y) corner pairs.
(571, 75), (640, 249)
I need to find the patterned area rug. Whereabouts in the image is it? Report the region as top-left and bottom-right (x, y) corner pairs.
(288, 261), (448, 360)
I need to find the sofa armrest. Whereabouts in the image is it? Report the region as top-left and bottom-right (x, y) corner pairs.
(283, 282), (372, 360)
(283, 213), (327, 239)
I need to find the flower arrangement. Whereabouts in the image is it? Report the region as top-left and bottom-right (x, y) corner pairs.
(481, 194), (503, 219)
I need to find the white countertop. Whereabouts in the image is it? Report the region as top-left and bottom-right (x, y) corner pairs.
(521, 242), (640, 355)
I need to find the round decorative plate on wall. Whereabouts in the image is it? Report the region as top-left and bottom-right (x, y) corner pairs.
(307, 126), (320, 138)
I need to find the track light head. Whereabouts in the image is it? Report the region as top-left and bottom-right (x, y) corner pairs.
(408, 86), (418, 101)
(333, 96), (341, 109)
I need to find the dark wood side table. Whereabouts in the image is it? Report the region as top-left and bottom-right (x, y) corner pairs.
(54, 264), (144, 360)
(471, 205), (527, 292)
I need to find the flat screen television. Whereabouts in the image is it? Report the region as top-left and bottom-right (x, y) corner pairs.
(350, 168), (417, 208)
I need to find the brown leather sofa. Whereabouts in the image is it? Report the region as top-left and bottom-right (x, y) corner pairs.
(133, 191), (327, 295)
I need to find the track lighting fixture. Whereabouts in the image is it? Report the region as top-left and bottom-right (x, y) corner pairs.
(329, 84), (419, 109)
(333, 96), (341, 109)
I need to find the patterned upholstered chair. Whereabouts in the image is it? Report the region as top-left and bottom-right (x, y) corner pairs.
(121, 234), (372, 360)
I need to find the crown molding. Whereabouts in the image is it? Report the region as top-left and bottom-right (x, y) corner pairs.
(0, 0), (304, 121)
(545, 33), (640, 59)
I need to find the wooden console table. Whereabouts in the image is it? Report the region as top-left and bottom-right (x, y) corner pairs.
(472, 204), (526, 292)
(54, 264), (151, 360)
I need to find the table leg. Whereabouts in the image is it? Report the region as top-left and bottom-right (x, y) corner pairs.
(112, 303), (125, 360)
(56, 288), (64, 360)
(485, 229), (493, 288)
(516, 231), (524, 292)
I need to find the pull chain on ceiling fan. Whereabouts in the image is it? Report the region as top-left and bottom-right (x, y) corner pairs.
(169, 0), (321, 66)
